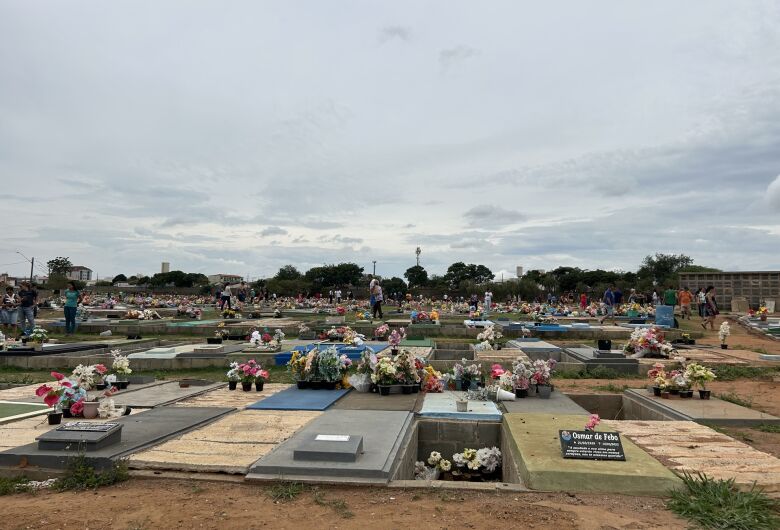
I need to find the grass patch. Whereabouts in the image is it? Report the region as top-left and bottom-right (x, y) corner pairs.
(708, 365), (780, 382)
(267, 481), (306, 502)
(591, 383), (629, 393)
(0, 476), (32, 495)
(754, 424), (780, 433)
(312, 488), (354, 518)
(667, 471), (779, 529)
(53, 454), (129, 492)
(555, 367), (642, 380)
(717, 392), (753, 409)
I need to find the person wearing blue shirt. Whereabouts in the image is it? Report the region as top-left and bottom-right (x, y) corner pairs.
(598, 286), (616, 325)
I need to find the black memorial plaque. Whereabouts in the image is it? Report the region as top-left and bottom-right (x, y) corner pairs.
(559, 430), (626, 461)
(57, 422), (120, 432)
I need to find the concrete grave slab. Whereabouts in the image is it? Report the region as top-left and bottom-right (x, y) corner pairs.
(508, 340), (562, 356)
(475, 348), (529, 364)
(0, 401), (50, 424)
(0, 381), (163, 404)
(246, 387), (350, 411)
(294, 434), (364, 462)
(114, 381), (226, 408)
(624, 389), (780, 426)
(606, 420), (780, 495)
(331, 390), (420, 412)
(0, 406), (233, 471)
(419, 391), (502, 421)
(246, 409), (413, 484)
(129, 410), (320, 474)
(504, 413), (681, 496)
(37, 422), (123, 451)
(501, 391), (589, 415)
(173, 384), (290, 408)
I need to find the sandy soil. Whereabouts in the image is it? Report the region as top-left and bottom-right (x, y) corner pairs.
(1, 479), (688, 530)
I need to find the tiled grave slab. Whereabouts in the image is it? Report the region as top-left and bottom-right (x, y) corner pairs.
(501, 391), (589, 415)
(246, 387), (350, 411)
(670, 348), (748, 365)
(606, 420), (780, 494)
(246, 410), (413, 484)
(419, 391), (502, 421)
(0, 407), (233, 470)
(504, 413), (681, 496)
(475, 348), (529, 363)
(173, 384), (289, 408)
(564, 347), (639, 374)
(331, 390), (419, 411)
(129, 410), (320, 474)
(115, 381), (226, 408)
(508, 340), (562, 355)
(0, 401), (50, 424)
(624, 389), (780, 427)
(464, 320), (495, 327)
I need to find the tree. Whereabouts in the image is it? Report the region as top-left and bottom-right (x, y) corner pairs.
(274, 265), (303, 281)
(304, 263), (364, 290)
(112, 274), (128, 284)
(47, 257), (73, 276)
(443, 262), (494, 288)
(382, 277), (408, 297)
(637, 254), (694, 286)
(404, 265), (428, 287)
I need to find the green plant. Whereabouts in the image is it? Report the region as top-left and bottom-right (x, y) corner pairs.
(52, 454), (129, 491)
(591, 383), (629, 393)
(717, 392), (753, 409)
(754, 424), (780, 433)
(667, 472), (779, 529)
(0, 476), (32, 496)
(267, 482), (306, 502)
(708, 365), (780, 382)
(312, 489), (354, 518)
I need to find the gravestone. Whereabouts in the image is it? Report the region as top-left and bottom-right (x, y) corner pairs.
(293, 434), (364, 462)
(325, 316), (345, 325)
(559, 430), (625, 461)
(37, 422), (123, 451)
(654, 305), (674, 328)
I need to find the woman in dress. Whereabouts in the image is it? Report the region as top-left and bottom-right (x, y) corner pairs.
(701, 285), (719, 331)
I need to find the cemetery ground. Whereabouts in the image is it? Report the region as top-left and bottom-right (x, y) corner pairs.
(1, 309), (779, 528)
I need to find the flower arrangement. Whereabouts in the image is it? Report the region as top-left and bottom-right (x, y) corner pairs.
(28, 326), (48, 344)
(584, 414), (600, 431)
(371, 356), (399, 386)
(287, 351), (308, 381)
(395, 349), (421, 385)
(623, 327), (676, 358)
(453, 358), (481, 383)
(388, 327), (406, 349)
(373, 324), (390, 339)
(336, 306), (346, 316)
(315, 346), (343, 382)
(422, 365), (444, 392)
(530, 359), (556, 386)
(215, 328), (229, 339)
(757, 306), (769, 316)
(111, 350), (132, 376)
(273, 308), (282, 318)
(222, 308), (237, 319)
(71, 363), (107, 391)
(684, 362), (716, 390)
(226, 362), (241, 382)
(718, 322), (730, 345)
(36, 371), (73, 409)
(511, 359), (532, 390)
(238, 359), (266, 384)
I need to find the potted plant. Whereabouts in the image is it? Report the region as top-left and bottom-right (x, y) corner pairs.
(35, 371), (72, 425)
(673, 372), (693, 398)
(531, 359), (556, 398)
(373, 324), (390, 341)
(238, 360), (258, 391)
(387, 328), (405, 355)
(287, 350), (309, 389)
(208, 328), (226, 344)
(226, 362), (240, 390)
(684, 362), (716, 399)
(647, 363), (666, 396)
(28, 326), (48, 351)
(718, 321), (730, 349)
(757, 306), (769, 322)
(511, 359), (532, 398)
(315, 346), (342, 390)
(111, 350), (132, 389)
(395, 350), (420, 394)
(372, 356), (398, 395)
(255, 366), (269, 391)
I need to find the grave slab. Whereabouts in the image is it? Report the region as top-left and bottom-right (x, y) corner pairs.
(246, 387), (350, 411)
(508, 340), (562, 355)
(173, 384), (289, 408)
(0, 406), (233, 471)
(331, 390), (420, 412)
(246, 410), (413, 484)
(624, 389), (780, 426)
(501, 391), (589, 415)
(0, 401), (50, 424)
(294, 434), (364, 462)
(37, 422), (123, 451)
(419, 392), (502, 421)
(115, 381), (226, 408)
(504, 413), (681, 496)
(606, 420), (780, 494)
(129, 410), (320, 474)
(463, 320), (495, 327)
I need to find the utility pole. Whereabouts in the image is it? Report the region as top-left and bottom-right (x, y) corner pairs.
(415, 247), (421, 267)
(372, 261), (376, 276)
(29, 257), (34, 284)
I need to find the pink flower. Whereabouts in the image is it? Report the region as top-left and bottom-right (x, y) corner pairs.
(51, 371), (65, 381)
(36, 384), (52, 397)
(43, 393), (60, 407)
(60, 380), (72, 388)
(70, 399), (85, 416)
(585, 414), (601, 431)
(94, 364), (107, 374)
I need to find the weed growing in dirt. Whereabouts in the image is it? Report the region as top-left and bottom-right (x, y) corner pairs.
(754, 424), (780, 433)
(667, 472), (779, 530)
(591, 383), (629, 393)
(53, 454), (129, 492)
(267, 482), (306, 502)
(709, 365), (780, 381)
(0, 476), (32, 495)
(717, 392), (753, 409)
(555, 367), (642, 380)
(312, 489), (354, 518)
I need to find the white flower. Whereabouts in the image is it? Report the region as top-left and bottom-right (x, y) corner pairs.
(439, 459), (452, 472)
(467, 459), (481, 471)
(427, 451), (442, 466)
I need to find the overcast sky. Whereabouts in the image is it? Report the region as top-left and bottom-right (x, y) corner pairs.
(1, 1), (779, 281)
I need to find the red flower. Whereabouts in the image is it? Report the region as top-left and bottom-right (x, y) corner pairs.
(36, 384), (52, 397)
(94, 364), (108, 374)
(70, 398), (85, 416)
(51, 371), (65, 381)
(44, 393), (60, 407)
(261, 333), (273, 343)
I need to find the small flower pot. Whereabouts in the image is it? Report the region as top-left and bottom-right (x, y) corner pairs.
(228, 381), (238, 390)
(62, 407), (72, 418)
(680, 390), (693, 398)
(460, 379), (470, 391)
(391, 348), (399, 356)
(652, 386), (662, 397)
(456, 400), (468, 412)
(721, 344), (728, 349)
(515, 388), (528, 398)
(47, 412), (63, 425)
(82, 401), (99, 419)
(296, 380), (308, 390)
(402, 385), (413, 395)
(660, 391), (670, 399)
(255, 381), (264, 392)
(117, 381), (129, 390)
(96, 382), (108, 391)
(537, 385), (552, 399)
(669, 388), (680, 396)
(207, 337), (223, 344)
(241, 382), (253, 391)
(379, 385), (391, 396)
(698, 389), (711, 400)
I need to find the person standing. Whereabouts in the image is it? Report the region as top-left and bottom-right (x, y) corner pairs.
(696, 288), (706, 318)
(237, 281), (247, 310)
(598, 285), (615, 325)
(335, 288), (342, 304)
(663, 285), (678, 308)
(18, 281), (38, 334)
(678, 287), (693, 320)
(63, 281), (82, 335)
(613, 286), (623, 306)
(484, 290), (493, 316)
(328, 289), (334, 304)
(220, 283), (232, 310)
(702, 285), (719, 330)
(580, 292), (587, 309)
(371, 280), (384, 319)
(651, 290), (659, 306)
(1, 286), (19, 338)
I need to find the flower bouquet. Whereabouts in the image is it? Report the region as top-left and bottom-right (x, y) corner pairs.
(28, 326), (48, 348)
(371, 356), (399, 395)
(373, 323), (390, 340)
(36, 371), (73, 424)
(531, 359), (556, 398)
(226, 362), (241, 390)
(623, 327), (676, 358)
(684, 362), (715, 399)
(453, 358), (481, 391)
(718, 322), (730, 348)
(511, 359), (532, 397)
(421, 365), (444, 393)
(388, 327), (405, 354)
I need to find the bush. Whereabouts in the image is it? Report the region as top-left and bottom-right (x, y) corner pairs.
(53, 454), (128, 492)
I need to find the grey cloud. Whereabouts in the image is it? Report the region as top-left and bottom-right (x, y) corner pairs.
(260, 226), (287, 237)
(378, 25), (411, 44)
(464, 205), (525, 227)
(768, 175), (780, 211)
(439, 45), (480, 71)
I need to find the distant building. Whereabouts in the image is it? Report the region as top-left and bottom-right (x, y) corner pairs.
(208, 274), (243, 285)
(516, 266), (523, 278)
(67, 266), (93, 282)
(161, 262), (170, 273)
(679, 271), (780, 309)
